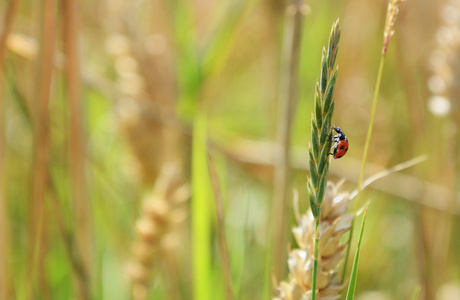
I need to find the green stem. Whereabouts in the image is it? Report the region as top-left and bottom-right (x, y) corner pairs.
(354, 54), (386, 211)
(192, 111), (211, 300)
(343, 53), (386, 284)
(311, 207), (321, 300)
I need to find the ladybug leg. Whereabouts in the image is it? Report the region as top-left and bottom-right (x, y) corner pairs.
(329, 142), (337, 154)
(330, 134), (340, 142)
(329, 145), (338, 158)
(328, 146), (336, 155)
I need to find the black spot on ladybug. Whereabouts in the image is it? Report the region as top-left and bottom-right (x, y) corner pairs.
(345, 148), (348, 151)
(340, 145), (344, 150)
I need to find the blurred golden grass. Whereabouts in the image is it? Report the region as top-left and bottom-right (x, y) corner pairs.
(128, 163), (188, 300)
(271, 0), (305, 281)
(0, 0), (459, 299)
(0, 1), (20, 299)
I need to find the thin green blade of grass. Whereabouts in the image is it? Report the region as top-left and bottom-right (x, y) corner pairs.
(192, 111), (211, 300)
(345, 205), (369, 300)
(344, 1), (405, 282)
(410, 285), (421, 300)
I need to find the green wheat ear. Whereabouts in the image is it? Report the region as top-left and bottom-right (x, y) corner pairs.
(308, 19), (341, 222)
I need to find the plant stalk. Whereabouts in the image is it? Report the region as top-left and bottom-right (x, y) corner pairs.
(311, 207), (321, 300)
(342, 53), (386, 283)
(61, 0), (91, 297)
(192, 110), (211, 300)
(208, 156), (234, 300)
(355, 55), (386, 210)
(307, 19), (341, 298)
(271, 0), (304, 279)
(29, 0), (56, 297)
(0, 0), (21, 298)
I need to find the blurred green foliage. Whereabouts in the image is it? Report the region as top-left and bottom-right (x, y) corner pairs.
(1, 0), (460, 299)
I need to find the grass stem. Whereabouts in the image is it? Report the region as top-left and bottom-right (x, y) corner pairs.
(271, 0), (304, 279)
(0, 0), (21, 298)
(61, 0), (91, 297)
(343, 0), (404, 283)
(308, 19), (340, 299)
(209, 156), (234, 300)
(355, 55), (386, 210)
(192, 111), (211, 300)
(311, 207), (321, 300)
(345, 206), (369, 300)
(342, 51), (386, 286)
(29, 0), (56, 297)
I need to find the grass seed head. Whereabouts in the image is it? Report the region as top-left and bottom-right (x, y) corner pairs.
(128, 163), (189, 300)
(383, 0), (405, 54)
(275, 182), (353, 300)
(308, 19), (341, 221)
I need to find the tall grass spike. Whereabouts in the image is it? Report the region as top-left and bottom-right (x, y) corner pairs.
(308, 19), (341, 222)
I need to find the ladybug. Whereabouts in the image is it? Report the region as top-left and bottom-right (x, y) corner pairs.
(329, 126), (349, 159)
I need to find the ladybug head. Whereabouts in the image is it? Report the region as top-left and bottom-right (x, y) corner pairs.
(332, 126), (341, 134)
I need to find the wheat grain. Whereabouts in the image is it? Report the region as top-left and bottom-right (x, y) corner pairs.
(128, 163), (189, 300)
(275, 181), (352, 300)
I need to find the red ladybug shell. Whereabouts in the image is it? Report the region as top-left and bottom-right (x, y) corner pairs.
(330, 126), (349, 159)
(333, 139), (349, 159)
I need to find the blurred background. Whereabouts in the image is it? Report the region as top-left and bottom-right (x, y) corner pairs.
(0, 0), (459, 299)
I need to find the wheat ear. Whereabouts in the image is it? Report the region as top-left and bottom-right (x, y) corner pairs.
(307, 19), (341, 300)
(274, 19), (342, 300)
(307, 19), (340, 221)
(128, 163), (189, 300)
(275, 181), (352, 300)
